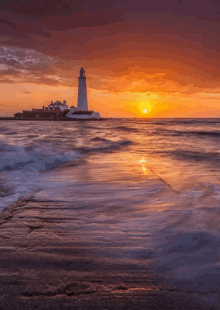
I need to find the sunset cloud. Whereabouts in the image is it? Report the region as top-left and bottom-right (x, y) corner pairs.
(1, 0), (220, 117)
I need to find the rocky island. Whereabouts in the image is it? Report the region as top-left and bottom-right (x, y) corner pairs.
(12, 68), (101, 121)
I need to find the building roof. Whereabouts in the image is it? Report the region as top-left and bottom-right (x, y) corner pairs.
(48, 101), (67, 106)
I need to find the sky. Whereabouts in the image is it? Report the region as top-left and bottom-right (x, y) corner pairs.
(1, 0), (220, 117)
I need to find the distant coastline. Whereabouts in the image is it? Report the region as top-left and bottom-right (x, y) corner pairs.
(0, 117), (106, 121)
(2, 117), (220, 120)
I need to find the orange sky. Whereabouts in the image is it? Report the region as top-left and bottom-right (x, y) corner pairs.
(1, 0), (220, 117)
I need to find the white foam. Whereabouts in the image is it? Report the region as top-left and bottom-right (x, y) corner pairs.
(0, 142), (80, 210)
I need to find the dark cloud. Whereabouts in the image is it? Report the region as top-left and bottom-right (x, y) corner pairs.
(0, 0), (83, 17)
(1, 0), (219, 19)
(1, 67), (20, 76)
(1, 0), (220, 97)
(0, 0), (129, 16)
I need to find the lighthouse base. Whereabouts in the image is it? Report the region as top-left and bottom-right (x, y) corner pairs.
(66, 111), (100, 119)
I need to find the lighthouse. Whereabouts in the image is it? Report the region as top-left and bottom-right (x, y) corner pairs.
(66, 67), (100, 119)
(77, 67), (88, 111)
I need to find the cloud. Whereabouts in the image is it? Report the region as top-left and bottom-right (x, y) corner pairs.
(0, 46), (63, 85)
(1, 0), (220, 103)
(0, 17), (51, 38)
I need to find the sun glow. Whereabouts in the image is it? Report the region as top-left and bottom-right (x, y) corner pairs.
(143, 109), (148, 114)
(139, 157), (149, 175)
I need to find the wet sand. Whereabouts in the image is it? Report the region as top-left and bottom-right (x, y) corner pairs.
(0, 199), (218, 310)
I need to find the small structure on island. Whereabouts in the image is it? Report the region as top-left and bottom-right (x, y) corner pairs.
(14, 100), (68, 119)
(68, 106), (77, 113)
(44, 100), (68, 112)
(66, 68), (100, 119)
(14, 68), (100, 120)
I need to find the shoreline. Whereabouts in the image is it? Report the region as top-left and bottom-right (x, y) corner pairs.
(0, 198), (218, 310)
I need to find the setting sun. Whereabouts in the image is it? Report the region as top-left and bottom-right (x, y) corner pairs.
(143, 109), (148, 114)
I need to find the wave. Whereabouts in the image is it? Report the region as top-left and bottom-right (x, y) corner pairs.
(0, 136), (132, 173)
(0, 142), (81, 210)
(186, 130), (220, 137)
(155, 128), (220, 138)
(0, 137), (132, 210)
(81, 138), (132, 154)
(151, 118), (220, 126)
(167, 149), (220, 163)
(90, 137), (110, 142)
(0, 179), (14, 198)
(155, 229), (220, 293)
(0, 143), (79, 173)
(113, 126), (139, 133)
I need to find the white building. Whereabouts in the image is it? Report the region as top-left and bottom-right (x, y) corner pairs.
(46, 100), (68, 111)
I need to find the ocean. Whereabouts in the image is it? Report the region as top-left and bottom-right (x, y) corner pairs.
(1, 119), (220, 303)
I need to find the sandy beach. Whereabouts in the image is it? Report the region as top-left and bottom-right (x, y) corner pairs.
(0, 198), (218, 310)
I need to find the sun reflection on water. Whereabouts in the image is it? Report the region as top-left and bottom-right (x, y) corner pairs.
(139, 157), (149, 175)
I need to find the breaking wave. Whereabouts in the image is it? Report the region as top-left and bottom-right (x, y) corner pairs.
(0, 141), (80, 210)
(0, 143), (79, 173)
(0, 136), (132, 209)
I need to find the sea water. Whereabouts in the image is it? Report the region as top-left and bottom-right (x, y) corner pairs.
(1, 119), (220, 301)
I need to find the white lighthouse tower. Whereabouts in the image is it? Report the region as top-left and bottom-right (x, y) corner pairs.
(66, 67), (100, 119)
(77, 67), (88, 111)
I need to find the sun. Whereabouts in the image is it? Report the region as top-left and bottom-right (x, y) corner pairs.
(143, 109), (148, 114)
